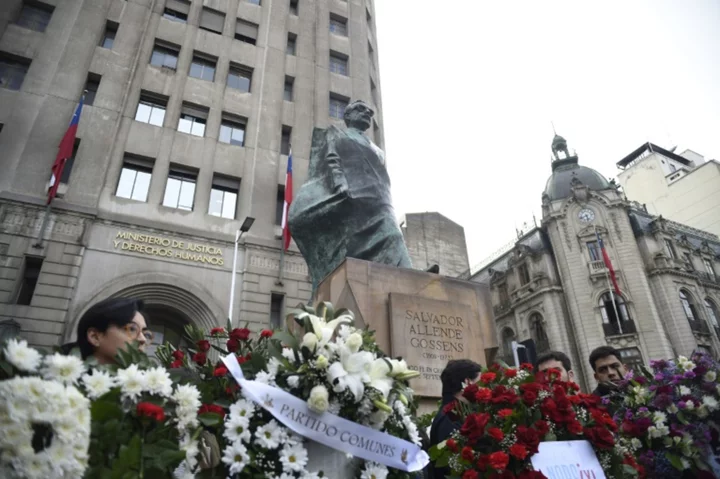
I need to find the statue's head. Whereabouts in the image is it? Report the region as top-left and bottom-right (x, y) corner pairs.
(343, 100), (374, 131)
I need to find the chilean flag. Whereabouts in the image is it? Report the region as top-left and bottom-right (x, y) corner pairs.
(596, 231), (621, 295)
(48, 97), (84, 204)
(281, 151), (293, 251)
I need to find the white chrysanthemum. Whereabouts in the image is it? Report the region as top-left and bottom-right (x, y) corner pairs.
(229, 398), (255, 419)
(145, 367), (173, 397)
(266, 357), (282, 376)
(255, 420), (283, 449)
(279, 443), (308, 472)
(703, 395), (719, 411)
(679, 385), (692, 396)
(173, 384), (202, 413)
(3, 339), (42, 372)
(677, 356), (696, 372)
(254, 370), (276, 386)
(173, 461), (195, 479)
(81, 369), (116, 399)
(116, 364), (147, 400)
(337, 324), (354, 339)
(705, 371), (718, 382)
(41, 353), (85, 385)
(224, 415), (252, 443)
(221, 442), (249, 475)
(630, 438), (643, 450)
(287, 375), (300, 388)
(282, 347), (298, 362)
(360, 462), (389, 479)
(652, 411), (667, 425)
(648, 425), (670, 438)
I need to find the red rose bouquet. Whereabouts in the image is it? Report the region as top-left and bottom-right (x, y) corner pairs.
(430, 364), (643, 479)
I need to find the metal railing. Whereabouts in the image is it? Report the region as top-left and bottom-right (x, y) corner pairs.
(603, 320), (637, 337)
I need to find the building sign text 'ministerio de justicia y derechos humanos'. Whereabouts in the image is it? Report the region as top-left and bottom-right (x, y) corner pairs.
(112, 231), (224, 266)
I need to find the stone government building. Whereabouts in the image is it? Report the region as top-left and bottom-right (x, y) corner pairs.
(464, 135), (720, 392)
(0, 0), (386, 350)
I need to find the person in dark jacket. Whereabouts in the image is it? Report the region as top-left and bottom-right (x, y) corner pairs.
(428, 359), (482, 479)
(589, 345), (627, 397)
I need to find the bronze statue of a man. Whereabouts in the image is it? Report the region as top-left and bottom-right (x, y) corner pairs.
(288, 100), (412, 291)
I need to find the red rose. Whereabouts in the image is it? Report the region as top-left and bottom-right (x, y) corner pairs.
(463, 383), (480, 402)
(172, 350), (185, 360)
(480, 372), (497, 383)
(226, 338), (239, 353)
(497, 409), (514, 418)
(462, 471), (479, 479)
(520, 362), (534, 371)
(447, 438), (459, 452)
(491, 385), (519, 405)
(237, 354), (251, 364)
(225, 384), (239, 396)
(460, 413), (490, 444)
(230, 328), (251, 341)
(461, 446), (475, 461)
(487, 427), (504, 442)
(475, 388), (493, 402)
(534, 420), (550, 437)
(488, 451), (509, 471)
(260, 329), (273, 338)
(170, 359), (183, 368)
(522, 390), (538, 406)
(518, 471), (547, 479)
(196, 340), (211, 352)
(137, 402), (165, 421)
(568, 420), (583, 435)
(198, 403), (225, 418)
(213, 365), (228, 377)
(583, 426), (615, 449)
(509, 444), (528, 460)
(477, 454), (490, 471)
(192, 352), (207, 366)
(504, 368), (517, 378)
(516, 426), (540, 454)
(489, 472), (515, 479)
(443, 400), (458, 415)
(210, 327), (225, 336)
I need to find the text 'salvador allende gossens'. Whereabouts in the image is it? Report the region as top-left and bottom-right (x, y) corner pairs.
(405, 309), (465, 353)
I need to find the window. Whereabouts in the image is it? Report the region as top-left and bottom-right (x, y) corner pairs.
(329, 94), (348, 119)
(134, 92), (167, 127)
(219, 113), (246, 146)
(329, 51), (348, 76)
(368, 41), (375, 68)
(270, 294), (284, 329)
(329, 15), (347, 36)
(60, 139), (81, 184)
(200, 7), (225, 34)
(684, 252), (695, 270)
(599, 292), (634, 336)
(680, 289), (700, 321)
(501, 327), (515, 358)
(280, 125), (291, 155)
(15, 257), (43, 305)
(664, 239), (676, 259)
(286, 33), (297, 55)
(705, 298), (720, 330)
(370, 77), (377, 105)
(289, 0), (298, 15)
(116, 156), (153, 202)
(178, 103), (208, 137)
(163, 0), (190, 23)
(587, 241), (601, 262)
(618, 347), (644, 371)
(530, 313), (549, 353)
(84, 73), (101, 106)
(209, 175), (239, 219)
(235, 19), (259, 44)
(498, 283), (509, 304)
(227, 64), (252, 92)
(150, 41), (180, 70)
(189, 53), (216, 82)
(163, 167), (197, 210)
(275, 186), (285, 225)
(284, 76), (294, 101)
(0, 53), (31, 90)
(247, 0), (261, 4)
(704, 259), (717, 279)
(517, 263), (530, 286)
(16, 2), (54, 32)
(101, 21), (118, 49)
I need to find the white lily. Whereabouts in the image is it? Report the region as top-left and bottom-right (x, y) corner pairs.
(368, 358), (394, 399)
(327, 345), (373, 401)
(299, 312), (353, 356)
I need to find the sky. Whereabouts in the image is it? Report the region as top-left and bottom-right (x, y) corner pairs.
(374, 0), (720, 270)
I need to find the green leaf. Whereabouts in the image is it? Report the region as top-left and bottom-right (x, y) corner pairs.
(623, 464), (639, 476)
(665, 453), (684, 471)
(273, 331), (299, 349)
(198, 412), (223, 427)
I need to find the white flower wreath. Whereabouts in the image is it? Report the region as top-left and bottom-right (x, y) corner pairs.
(0, 376), (91, 479)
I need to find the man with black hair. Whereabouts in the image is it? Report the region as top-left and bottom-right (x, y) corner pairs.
(428, 359), (482, 479)
(589, 345), (627, 397)
(536, 350), (576, 384)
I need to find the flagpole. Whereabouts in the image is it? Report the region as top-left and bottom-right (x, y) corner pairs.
(595, 225), (623, 334)
(277, 148), (292, 285)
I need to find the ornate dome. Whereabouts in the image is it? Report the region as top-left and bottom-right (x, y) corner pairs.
(544, 134), (611, 201)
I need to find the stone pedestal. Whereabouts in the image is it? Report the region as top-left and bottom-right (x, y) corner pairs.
(316, 258), (496, 405)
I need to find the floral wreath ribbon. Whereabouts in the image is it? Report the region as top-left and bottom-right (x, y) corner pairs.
(222, 355), (430, 472)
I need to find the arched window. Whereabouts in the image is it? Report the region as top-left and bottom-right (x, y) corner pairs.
(599, 292), (634, 336)
(680, 290), (708, 334)
(705, 298), (720, 331)
(502, 327), (516, 358)
(529, 313), (549, 353)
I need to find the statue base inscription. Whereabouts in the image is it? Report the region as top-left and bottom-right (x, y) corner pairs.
(315, 258), (496, 399)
